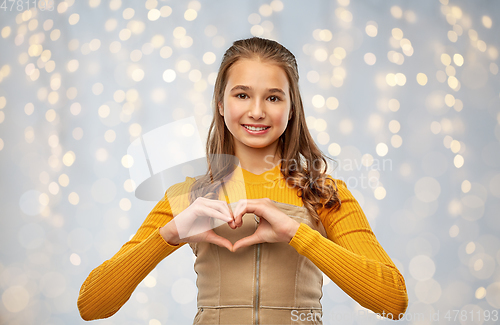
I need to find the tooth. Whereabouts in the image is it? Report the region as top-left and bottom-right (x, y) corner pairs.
(245, 125), (267, 131)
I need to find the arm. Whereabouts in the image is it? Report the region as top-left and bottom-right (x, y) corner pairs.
(288, 178), (408, 320)
(77, 179), (193, 321)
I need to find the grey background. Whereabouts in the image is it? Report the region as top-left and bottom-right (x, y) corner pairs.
(1, 0), (500, 324)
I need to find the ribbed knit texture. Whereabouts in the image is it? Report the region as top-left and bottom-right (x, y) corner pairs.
(77, 163), (408, 321)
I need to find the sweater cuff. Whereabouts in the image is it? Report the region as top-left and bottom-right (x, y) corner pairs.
(288, 222), (319, 254)
(151, 227), (186, 259)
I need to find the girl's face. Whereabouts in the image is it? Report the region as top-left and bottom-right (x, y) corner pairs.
(219, 58), (291, 158)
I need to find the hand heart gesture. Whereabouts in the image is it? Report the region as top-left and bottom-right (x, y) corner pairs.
(230, 198), (300, 252)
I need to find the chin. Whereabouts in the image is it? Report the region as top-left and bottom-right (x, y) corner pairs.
(244, 143), (268, 149)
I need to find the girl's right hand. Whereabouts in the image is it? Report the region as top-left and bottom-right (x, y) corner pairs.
(159, 197), (236, 251)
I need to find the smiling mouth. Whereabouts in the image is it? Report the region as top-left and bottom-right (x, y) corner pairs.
(242, 125), (271, 131)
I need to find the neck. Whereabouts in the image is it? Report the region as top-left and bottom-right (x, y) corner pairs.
(234, 141), (281, 175)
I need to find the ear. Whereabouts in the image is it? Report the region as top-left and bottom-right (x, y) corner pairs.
(218, 102), (224, 116)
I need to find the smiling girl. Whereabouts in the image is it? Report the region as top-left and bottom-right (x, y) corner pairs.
(78, 37), (408, 324)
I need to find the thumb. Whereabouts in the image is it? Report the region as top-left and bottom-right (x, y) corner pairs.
(205, 231), (233, 251)
(232, 234), (262, 252)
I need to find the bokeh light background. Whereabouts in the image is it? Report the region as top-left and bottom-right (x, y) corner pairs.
(1, 0), (500, 324)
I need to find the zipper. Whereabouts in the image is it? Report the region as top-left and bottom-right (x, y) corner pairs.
(255, 242), (261, 324)
(254, 214), (261, 325)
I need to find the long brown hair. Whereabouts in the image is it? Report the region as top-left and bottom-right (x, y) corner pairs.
(188, 36), (341, 223)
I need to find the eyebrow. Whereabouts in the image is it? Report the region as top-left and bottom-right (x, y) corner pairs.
(230, 85), (286, 96)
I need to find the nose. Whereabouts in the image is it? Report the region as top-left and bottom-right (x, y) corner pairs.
(248, 98), (265, 119)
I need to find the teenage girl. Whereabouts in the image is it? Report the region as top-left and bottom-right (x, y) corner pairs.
(78, 36), (408, 324)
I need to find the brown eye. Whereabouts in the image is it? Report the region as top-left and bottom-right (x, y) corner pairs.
(237, 94), (248, 99)
(268, 96), (280, 102)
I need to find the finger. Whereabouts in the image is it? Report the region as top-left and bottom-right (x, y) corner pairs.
(200, 205), (233, 225)
(232, 234), (262, 252)
(238, 200), (261, 226)
(233, 205), (240, 228)
(205, 231), (234, 251)
(178, 206), (230, 239)
(227, 204), (237, 229)
(201, 198), (234, 223)
(234, 199), (250, 227)
(216, 200), (235, 223)
(232, 201), (241, 227)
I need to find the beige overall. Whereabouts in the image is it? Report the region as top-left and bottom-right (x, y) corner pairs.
(189, 200), (328, 325)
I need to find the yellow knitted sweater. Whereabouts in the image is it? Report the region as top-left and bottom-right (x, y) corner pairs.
(77, 163), (408, 321)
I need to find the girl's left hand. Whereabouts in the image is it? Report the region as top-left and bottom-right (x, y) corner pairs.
(231, 198), (300, 252)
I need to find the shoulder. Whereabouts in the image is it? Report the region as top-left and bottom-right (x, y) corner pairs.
(316, 176), (362, 223)
(163, 176), (198, 215)
(318, 175), (355, 212)
(323, 174), (347, 190)
(165, 176), (197, 195)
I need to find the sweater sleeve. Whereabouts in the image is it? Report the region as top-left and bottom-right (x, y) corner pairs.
(288, 178), (408, 320)
(77, 179), (194, 321)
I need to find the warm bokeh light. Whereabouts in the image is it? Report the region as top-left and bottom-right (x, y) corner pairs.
(482, 15), (492, 29)
(453, 53), (464, 66)
(364, 53), (376, 65)
(441, 53), (451, 66)
(63, 151), (76, 167)
(417, 73), (428, 85)
(365, 21), (378, 37)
